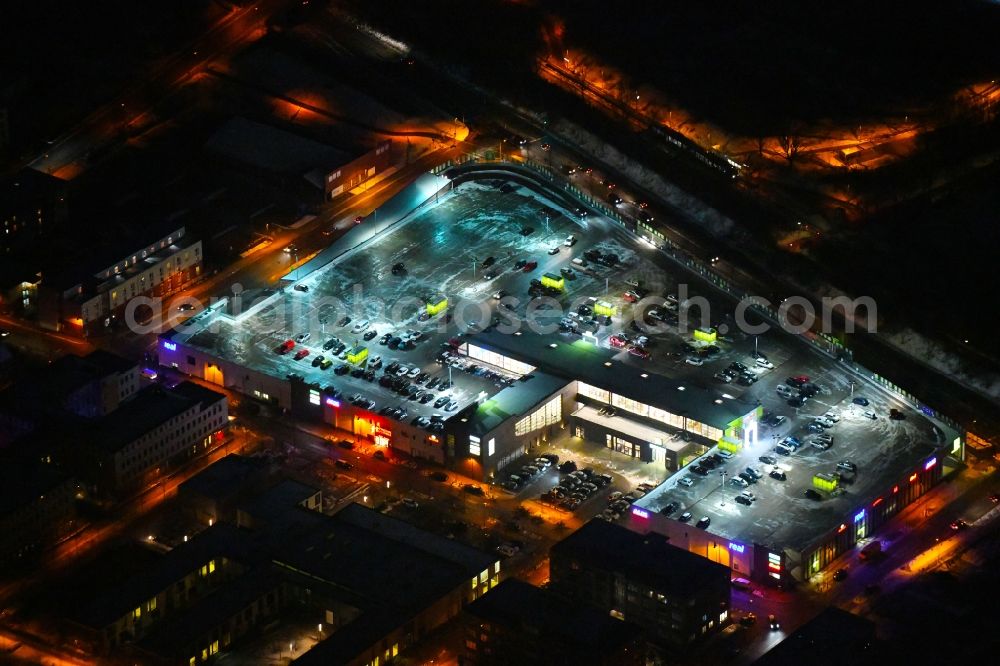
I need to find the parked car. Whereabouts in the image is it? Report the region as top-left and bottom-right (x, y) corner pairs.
(852, 396), (870, 406)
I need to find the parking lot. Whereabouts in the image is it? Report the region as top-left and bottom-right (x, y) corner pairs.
(635, 376), (951, 552)
(181, 177), (694, 421)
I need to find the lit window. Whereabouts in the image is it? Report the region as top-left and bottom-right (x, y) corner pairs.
(514, 396), (561, 436)
(487, 438), (495, 456)
(309, 389), (321, 406)
(469, 435), (481, 456)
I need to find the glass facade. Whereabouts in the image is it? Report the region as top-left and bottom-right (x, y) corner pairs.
(465, 344), (536, 377)
(579, 381), (727, 442)
(515, 396), (562, 436)
(578, 382), (611, 403)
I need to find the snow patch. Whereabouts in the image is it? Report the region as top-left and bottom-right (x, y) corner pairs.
(885, 327), (1000, 401)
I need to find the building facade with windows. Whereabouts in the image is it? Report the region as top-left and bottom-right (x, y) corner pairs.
(159, 318), (759, 483)
(463, 578), (645, 666)
(74, 381), (229, 497)
(324, 140), (397, 200)
(40, 225), (202, 332)
(550, 520), (731, 654)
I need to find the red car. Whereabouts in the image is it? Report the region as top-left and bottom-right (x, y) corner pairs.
(277, 339), (295, 354)
(609, 334), (629, 349)
(623, 291), (640, 303)
(791, 374), (810, 384)
(628, 345), (650, 360)
(294, 348), (310, 360)
(522, 261), (538, 272)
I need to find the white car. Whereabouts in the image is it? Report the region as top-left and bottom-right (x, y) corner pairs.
(813, 417), (836, 428)
(678, 477), (695, 487)
(823, 410), (841, 422)
(755, 357), (775, 369)
(685, 356), (704, 366)
(351, 320), (370, 334)
(564, 234), (577, 247)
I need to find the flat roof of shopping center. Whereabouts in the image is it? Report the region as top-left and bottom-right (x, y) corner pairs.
(163, 176), (753, 428)
(465, 371), (568, 437)
(635, 394), (955, 552)
(572, 404), (693, 452)
(163, 173), (961, 498)
(469, 328), (757, 428)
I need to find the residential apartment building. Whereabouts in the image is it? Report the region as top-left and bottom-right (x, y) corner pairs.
(550, 520), (732, 653)
(40, 224), (202, 332)
(463, 579), (644, 666)
(0, 460), (79, 564)
(83, 381), (228, 495)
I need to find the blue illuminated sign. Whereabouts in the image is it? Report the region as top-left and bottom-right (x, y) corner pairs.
(162, 341), (177, 352)
(854, 509), (866, 523)
(729, 542), (745, 554)
(325, 398), (341, 408)
(632, 507), (650, 519)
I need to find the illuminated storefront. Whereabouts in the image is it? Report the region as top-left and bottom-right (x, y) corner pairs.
(464, 343), (536, 377)
(577, 381), (730, 443)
